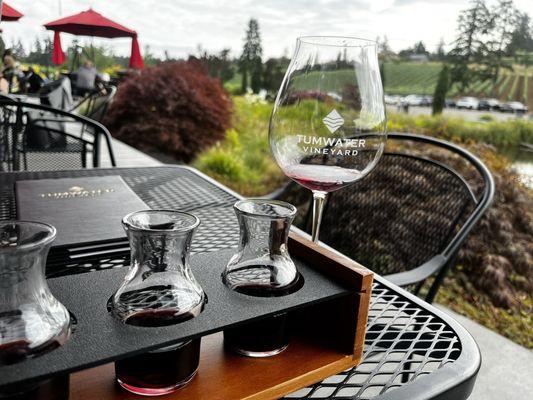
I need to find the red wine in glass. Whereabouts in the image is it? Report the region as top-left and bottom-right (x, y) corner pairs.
(224, 312), (289, 357)
(0, 320), (70, 400)
(223, 266), (303, 357)
(285, 164), (363, 192)
(114, 309), (201, 396)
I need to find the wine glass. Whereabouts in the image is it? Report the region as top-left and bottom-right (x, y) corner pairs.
(269, 36), (387, 242)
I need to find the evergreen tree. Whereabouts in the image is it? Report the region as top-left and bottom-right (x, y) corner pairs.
(413, 41), (428, 55)
(448, 0), (492, 90)
(506, 12), (533, 55)
(240, 18), (263, 93)
(240, 67), (248, 93)
(262, 57), (290, 93)
(193, 48), (235, 83)
(483, 0), (519, 95)
(379, 36), (391, 57)
(34, 38), (43, 54)
(250, 60), (262, 93)
(436, 38), (446, 60)
(11, 39), (26, 59)
(432, 65), (450, 115)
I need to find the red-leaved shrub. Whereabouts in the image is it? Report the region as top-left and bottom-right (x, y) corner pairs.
(104, 61), (232, 163)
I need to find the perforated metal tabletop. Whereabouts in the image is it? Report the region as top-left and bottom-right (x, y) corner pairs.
(0, 166), (480, 400)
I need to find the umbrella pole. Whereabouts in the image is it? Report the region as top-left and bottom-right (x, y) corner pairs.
(91, 37), (96, 68)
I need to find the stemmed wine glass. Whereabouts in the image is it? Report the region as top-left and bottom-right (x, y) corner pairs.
(269, 36), (387, 242)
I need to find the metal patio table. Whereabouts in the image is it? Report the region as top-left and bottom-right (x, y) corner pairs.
(0, 166), (481, 400)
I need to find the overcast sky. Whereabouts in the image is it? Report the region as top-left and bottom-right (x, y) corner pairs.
(2, 0), (533, 59)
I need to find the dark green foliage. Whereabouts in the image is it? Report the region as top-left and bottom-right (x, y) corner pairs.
(240, 68), (248, 93)
(436, 38), (446, 60)
(482, 0), (520, 95)
(506, 12), (533, 54)
(398, 41), (429, 58)
(262, 57), (289, 93)
(192, 48), (235, 83)
(0, 36), (5, 59)
(24, 38), (53, 67)
(240, 18), (263, 93)
(250, 60), (262, 93)
(448, 0), (492, 90)
(432, 65), (450, 115)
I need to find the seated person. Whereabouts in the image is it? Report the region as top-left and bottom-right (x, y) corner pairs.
(2, 49), (25, 93)
(23, 67), (45, 94)
(0, 74), (9, 94)
(75, 60), (98, 96)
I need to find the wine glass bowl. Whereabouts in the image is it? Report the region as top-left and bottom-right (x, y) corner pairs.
(269, 36), (387, 241)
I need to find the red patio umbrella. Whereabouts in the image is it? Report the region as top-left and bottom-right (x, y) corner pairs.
(1, 2), (24, 22)
(52, 31), (65, 65)
(44, 8), (144, 68)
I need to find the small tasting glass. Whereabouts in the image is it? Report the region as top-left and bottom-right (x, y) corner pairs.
(111, 210), (205, 396)
(0, 221), (71, 400)
(222, 199), (301, 357)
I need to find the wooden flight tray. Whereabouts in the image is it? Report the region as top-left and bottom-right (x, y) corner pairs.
(0, 232), (373, 400)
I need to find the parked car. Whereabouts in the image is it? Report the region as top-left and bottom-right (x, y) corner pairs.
(456, 97), (479, 109)
(477, 100), (491, 111)
(384, 94), (402, 105)
(499, 102), (514, 113)
(486, 98), (501, 110)
(507, 101), (528, 114)
(420, 96), (433, 106)
(445, 99), (456, 108)
(402, 94), (424, 106)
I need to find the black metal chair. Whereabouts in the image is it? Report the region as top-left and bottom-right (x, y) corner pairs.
(269, 133), (495, 302)
(70, 85), (117, 124)
(0, 98), (116, 172)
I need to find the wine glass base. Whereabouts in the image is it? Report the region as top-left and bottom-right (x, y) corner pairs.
(117, 368), (198, 397)
(228, 344), (289, 358)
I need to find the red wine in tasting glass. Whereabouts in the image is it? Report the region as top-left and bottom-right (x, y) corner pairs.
(114, 309), (201, 396)
(223, 268), (304, 356)
(284, 164), (363, 192)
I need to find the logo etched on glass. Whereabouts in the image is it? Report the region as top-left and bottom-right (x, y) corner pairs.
(322, 109), (344, 133)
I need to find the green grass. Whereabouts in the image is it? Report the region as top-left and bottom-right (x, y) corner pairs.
(389, 112), (533, 147)
(524, 71), (529, 102)
(383, 62), (442, 95)
(498, 74), (511, 96)
(507, 74), (520, 100)
(193, 97), (285, 196)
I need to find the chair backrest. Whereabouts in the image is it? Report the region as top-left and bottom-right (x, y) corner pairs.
(38, 77), (74, 110)
(71, 85), (117, 123)
(0, 99), (116, 172)
(277, 133), (494, 285)
(320, 153), (474, 276)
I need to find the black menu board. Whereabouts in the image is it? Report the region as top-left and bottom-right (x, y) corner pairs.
(16, 175), (148, 248)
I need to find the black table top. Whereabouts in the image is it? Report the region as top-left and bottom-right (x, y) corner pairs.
(0, 166), (480, 400)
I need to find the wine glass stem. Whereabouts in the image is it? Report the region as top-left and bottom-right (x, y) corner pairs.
(311, 190), (327, 243)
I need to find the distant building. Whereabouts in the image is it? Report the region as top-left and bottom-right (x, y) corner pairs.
(409, 54), (429, 62)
